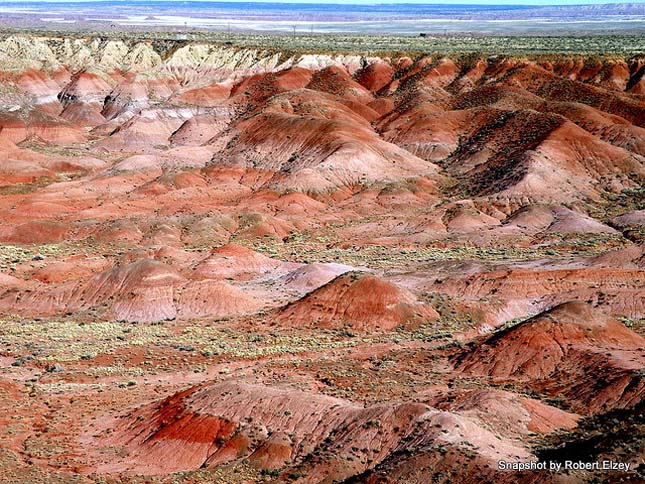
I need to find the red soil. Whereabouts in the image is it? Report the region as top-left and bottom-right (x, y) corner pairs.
(277, 272), (438, 331)
(95, 381), (531, 481)
(454, 302), (645, 414)
(0, 46), (643, 484)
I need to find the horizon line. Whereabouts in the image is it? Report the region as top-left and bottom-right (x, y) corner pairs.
(1, 0), (643, 5)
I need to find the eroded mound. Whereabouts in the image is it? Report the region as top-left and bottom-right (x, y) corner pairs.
(219, 105), (438, 191)
(193, 243), (293, 280)
(454, 301), (645, 414)
(0, 39), (644, 484)
(0, 258), (263, 322)
(96, 381), (531, 482)
(277, 272), (438, 330)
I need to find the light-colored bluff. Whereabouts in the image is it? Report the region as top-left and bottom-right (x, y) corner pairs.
(0, 35), (374, 75)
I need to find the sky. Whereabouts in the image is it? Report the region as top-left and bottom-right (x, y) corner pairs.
(2, 0), (643, 4)
(162, 0), (645, 4)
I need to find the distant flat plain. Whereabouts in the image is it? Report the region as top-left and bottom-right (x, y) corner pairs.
(0, 1), (644, 35)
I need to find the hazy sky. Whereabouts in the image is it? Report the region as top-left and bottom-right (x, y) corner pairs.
(186, 0), (644, 2)
(113, 0), (645, 3)
(181, 0), (645, 4)
(4, 0), (644, 4)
